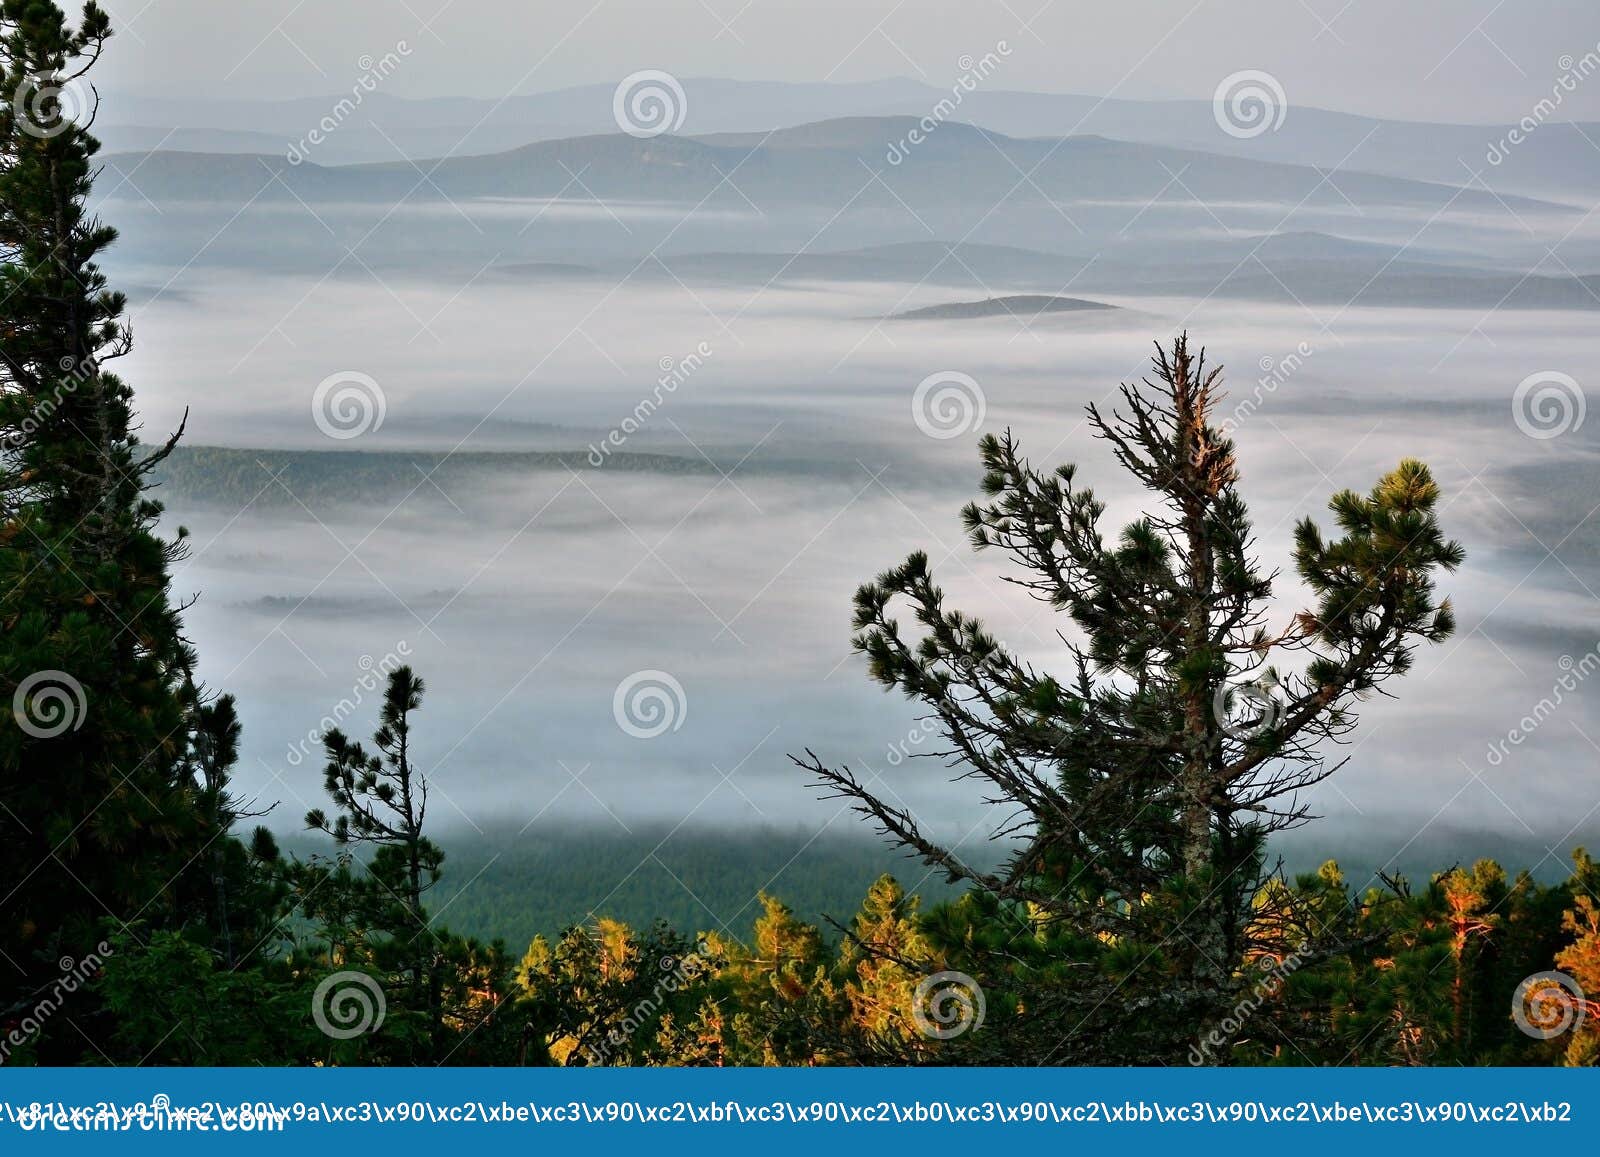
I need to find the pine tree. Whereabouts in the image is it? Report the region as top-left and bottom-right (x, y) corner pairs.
(173, 691), (288, 968)
(1554, 849), (1600, 1065)
(839, 875), (931, 1045)
(1438, 860), (1503, 1059)
(718, 895), (834, 1064)
(0, 1), (216, 1035)
(514, 918), (717, 1065)
(306, 665), (445, 1056)
(796, 335), (1463, 1062)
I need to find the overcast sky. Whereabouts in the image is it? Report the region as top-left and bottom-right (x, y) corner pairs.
(98, 0), (1600, 124)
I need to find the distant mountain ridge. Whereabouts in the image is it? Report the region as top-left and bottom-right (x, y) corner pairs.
(99, 115), (1571, 218)
(99, 77), (1600, 199)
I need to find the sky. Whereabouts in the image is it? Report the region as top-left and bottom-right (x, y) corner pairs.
(97, 0), (1600, 124)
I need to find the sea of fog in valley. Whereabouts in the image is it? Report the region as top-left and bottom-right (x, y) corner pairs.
(88, 87), (1600, 894)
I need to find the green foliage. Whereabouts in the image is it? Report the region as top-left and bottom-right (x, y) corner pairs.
(0, 11), (1588, 1071)
(23, 842), (1598, 1068)
(515, 919), (723, 1065)
(413, 825), (967, 945)
(0, 1), (268, 1039)
(94, 930), (314, 1065)
(799, 335), (1465, 1062)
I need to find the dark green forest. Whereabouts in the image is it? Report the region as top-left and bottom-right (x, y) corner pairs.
(302, 824), (1589, 955)
(2, 3), (1597, 1069)
(362, 827), (970, 948)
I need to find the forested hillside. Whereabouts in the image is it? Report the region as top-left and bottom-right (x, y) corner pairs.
(2, 2), (1597, 1072)
(277, 826), (972, 947)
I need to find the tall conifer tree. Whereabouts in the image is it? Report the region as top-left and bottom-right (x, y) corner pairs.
(0, 2), (212, 1030)
(798, 335), (1464, 1061)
